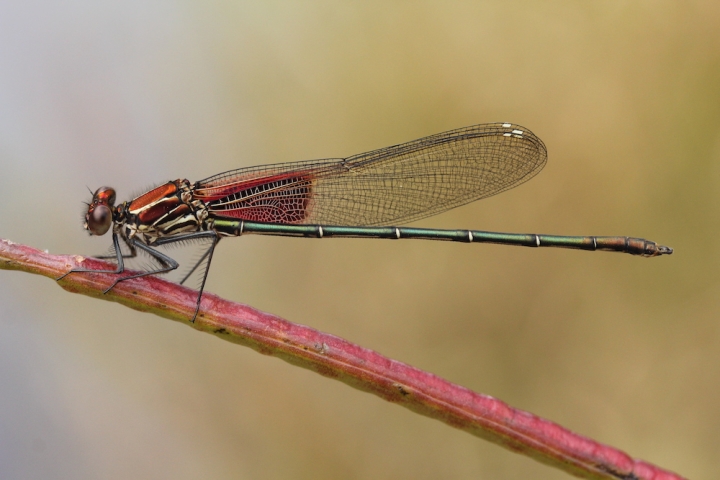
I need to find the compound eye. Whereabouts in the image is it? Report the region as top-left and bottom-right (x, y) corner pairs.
(94, 187), (116, 206)
(87, 204), (113, 236)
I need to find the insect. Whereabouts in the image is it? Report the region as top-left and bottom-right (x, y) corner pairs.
(58, 123), (672, 321)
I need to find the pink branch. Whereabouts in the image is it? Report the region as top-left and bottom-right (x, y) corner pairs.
(0, 238), (684, 480)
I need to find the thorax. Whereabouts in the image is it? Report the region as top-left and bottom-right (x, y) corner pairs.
(116, 179), (208, 244)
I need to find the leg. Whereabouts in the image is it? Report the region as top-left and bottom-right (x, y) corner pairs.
(156, 231), (220, 322)
(103, 231), (220, 291)
(96, 243), (137, 260)
(191, 234), (219, 322)
(60, 230), (220, 323)
(102, 239), (180, 292)
(56, 232), (127, 281)
(179, 242), (214, 286)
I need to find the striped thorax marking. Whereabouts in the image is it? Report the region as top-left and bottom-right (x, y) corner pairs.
(125, 179), (208, 244)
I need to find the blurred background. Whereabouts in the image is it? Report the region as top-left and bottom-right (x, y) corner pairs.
(0, 2), (717, 478)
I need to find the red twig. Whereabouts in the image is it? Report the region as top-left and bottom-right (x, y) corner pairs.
(0, 238), (684, 480)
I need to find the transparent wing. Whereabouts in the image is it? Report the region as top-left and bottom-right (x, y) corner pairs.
(194, 123), (547, 226)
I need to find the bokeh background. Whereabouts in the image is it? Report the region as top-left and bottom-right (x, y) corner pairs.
(0, 2), (717, 479)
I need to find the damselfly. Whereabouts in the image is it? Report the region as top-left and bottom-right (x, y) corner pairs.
(58, 123), (672, 322)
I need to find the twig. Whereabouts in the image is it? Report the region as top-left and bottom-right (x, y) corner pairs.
(0, 238), (684, 480)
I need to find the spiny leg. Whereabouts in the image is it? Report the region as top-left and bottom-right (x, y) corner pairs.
(191, 234), (219, 322)
(102, 239), (180, 293)
(96, 242), (137, 261)
(156, 231), (220, 322)
(179, 242), (214, 286)
(56, 232), (127, 281)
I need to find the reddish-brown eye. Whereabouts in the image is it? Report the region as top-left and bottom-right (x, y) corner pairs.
(87, 204), (112, 236)
(94, 187), (116, 206)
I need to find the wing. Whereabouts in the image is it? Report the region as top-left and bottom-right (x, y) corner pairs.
(193, 123), (547, 226)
